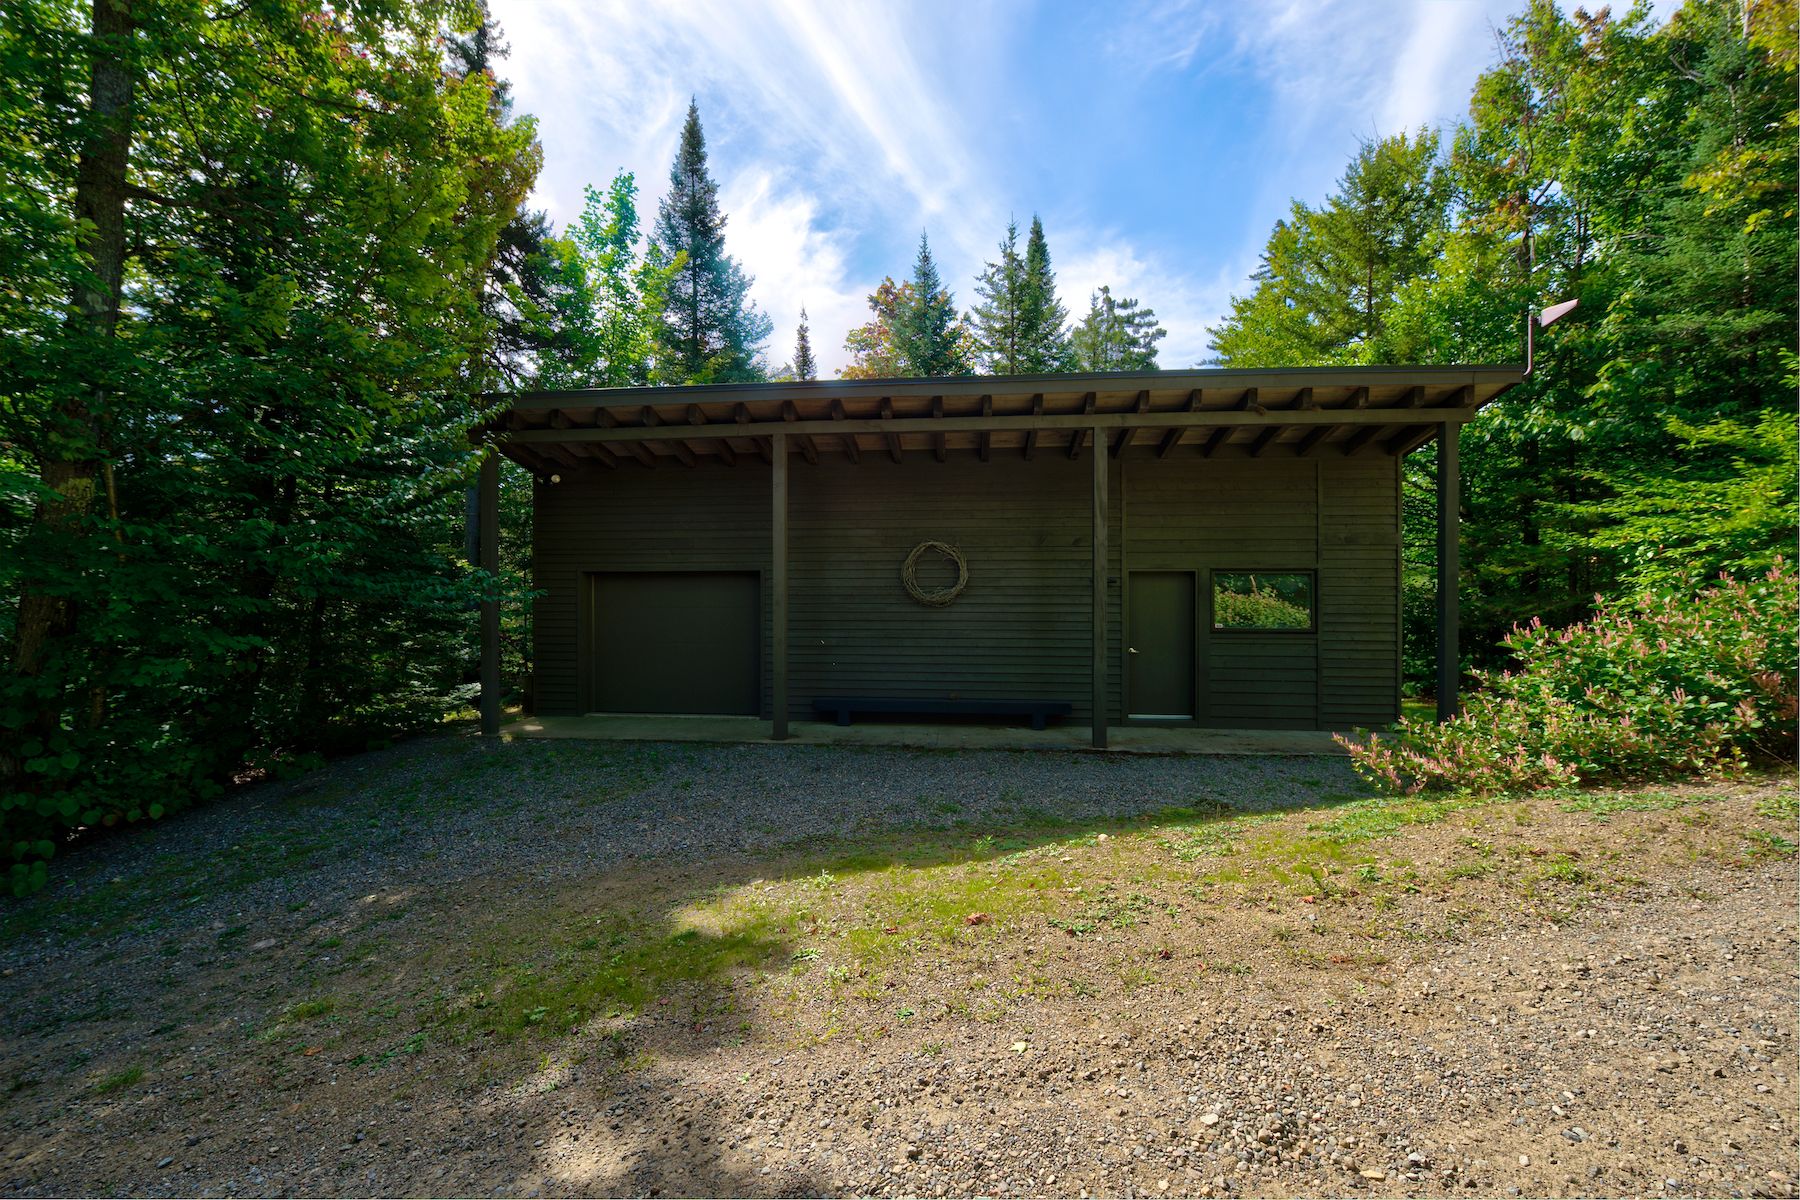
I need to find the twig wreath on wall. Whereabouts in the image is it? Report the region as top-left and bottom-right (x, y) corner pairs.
(901, 541), (968, 608)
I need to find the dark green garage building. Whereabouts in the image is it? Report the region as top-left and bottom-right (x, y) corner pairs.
(477, 366), (1519, 746)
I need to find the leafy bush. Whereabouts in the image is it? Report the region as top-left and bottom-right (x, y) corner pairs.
(1213, 575), (1312, 630)
(1338, 564), (1798, 794)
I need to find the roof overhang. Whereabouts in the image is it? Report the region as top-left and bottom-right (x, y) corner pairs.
(484, 364), (1523, 473)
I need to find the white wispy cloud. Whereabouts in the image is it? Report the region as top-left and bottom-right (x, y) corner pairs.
(489, 0), (1575, 380)
(1056, 234), (1254, 370)
(490, 0), (1016, 375)
(717, 170), (869, 376)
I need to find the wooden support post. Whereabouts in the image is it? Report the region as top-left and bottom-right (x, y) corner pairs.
(1091, 429), (1109, 750)
(771, 432), (789, 741)
(1436, 420), (1460, 722)
(478, 448), (501, 738)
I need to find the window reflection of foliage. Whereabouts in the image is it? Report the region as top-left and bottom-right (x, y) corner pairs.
(1213, 573), (1313, 630)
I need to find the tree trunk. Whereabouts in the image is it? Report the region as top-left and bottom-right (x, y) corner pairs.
(7, 0), (136, 774)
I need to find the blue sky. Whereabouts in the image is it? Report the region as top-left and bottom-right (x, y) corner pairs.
(488, 0), (1669, 376)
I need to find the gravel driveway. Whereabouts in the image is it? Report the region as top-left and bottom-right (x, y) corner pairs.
(0, 732), (1792, 1199)
(1, 734), (1358, 973)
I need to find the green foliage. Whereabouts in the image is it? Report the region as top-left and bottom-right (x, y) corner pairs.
(649, 100), (771, 383)
(839, 277), (914, 379)
(1017, 216), (1073, 372)
(792, 306), (817, 381)
(1339, 565), (1799, 794)
(893, 232), (973, 377)
(1576, 405), (1799, 589)
(969, 220), (1027, 373)
(1212, 574), (1313, 630)
(969, 215), (1074, 375)
(1, 0), (538, 893)
(1069, 286), (1165, 370)
(840, 269), (977, 380)
(515, 172), (676, 390)
(1210, 129), (1450, 366)
(1208, 1), (1796, 692)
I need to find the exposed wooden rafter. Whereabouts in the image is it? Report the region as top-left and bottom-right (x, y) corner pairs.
(599, 407), (656, 468)
(1112, 390), (1151, 457)
(931, 395), (946, 463)
(977, 395), (993, 462)
(1292, 424), (1333, 456)
(512, 404), (1482, 448)
(782, 400), (819, 465)
(1385, 425), (1438, 456)
(1067, 392), (1096, 459)
(1022, 394), (1043, 460)
(1157, 389), (1200, 459)
(879, 397), (902, 463)
(1340, 424), (1384, 456)
(689, 403), (735, 466)
(735, 401), (772, 465)
(830, 398), (859, 464)
(549, 409), (618, 468)
(641, 406), (697, 468)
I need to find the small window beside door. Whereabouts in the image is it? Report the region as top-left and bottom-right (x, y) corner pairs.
(1212, 571), (1315, 632)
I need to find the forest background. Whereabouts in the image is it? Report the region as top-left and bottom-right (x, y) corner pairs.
(0, 0), (1792, 892)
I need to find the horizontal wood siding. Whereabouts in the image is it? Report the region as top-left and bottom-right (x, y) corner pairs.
(531, 449), (1391, 728)
(789, 456), (1119, 722)
(1318, 454), (1401, 728)
(1123, 457), (1320, 729)
(532, 467), (771, 715)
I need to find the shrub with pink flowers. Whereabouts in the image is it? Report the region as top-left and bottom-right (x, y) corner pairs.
(1338, 564), (1798, 794)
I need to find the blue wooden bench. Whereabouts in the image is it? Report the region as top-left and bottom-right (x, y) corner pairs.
(811, 696), (1074, 731)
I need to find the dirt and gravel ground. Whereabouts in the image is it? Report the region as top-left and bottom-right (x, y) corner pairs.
(0, 733), (1793, 1199)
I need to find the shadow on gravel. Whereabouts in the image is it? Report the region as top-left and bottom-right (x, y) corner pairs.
(0, 731), (1378, 1196)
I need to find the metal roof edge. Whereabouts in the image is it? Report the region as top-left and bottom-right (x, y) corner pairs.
(490, 364), (1527, 409)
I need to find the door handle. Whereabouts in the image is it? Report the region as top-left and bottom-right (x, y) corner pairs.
(1128, 647), (1139, 654)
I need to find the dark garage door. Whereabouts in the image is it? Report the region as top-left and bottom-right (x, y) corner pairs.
(589, 572), (760, 715)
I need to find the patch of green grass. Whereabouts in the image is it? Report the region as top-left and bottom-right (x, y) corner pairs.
(1745, 829), (1798, 857)
(1559, 791), (1691, 819)
(1539, 855), (1589, 885)
(284, 997), (335, 1021)
(1754, 789), (1799, 822)
(1399, 696), (1435, 725)
(93, 1066), (143, 1094)
(442, 905), (787, 1039)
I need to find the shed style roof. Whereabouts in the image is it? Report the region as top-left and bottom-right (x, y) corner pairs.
(489, 364), (1522, 473)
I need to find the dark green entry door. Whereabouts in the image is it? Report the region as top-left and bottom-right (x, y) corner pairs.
(590, 573), (760, 715)
(1128, 572), (1195, 719)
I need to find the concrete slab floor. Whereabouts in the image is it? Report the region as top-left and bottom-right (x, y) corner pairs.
(500, 713), (1347, 756)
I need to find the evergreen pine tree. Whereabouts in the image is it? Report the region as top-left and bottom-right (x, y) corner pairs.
(650, 99), (771, 383)
(446, 3), (551, 388)
(969, 220), (1025, 373)
(893, 232), (970, 376)
(792, 306), (817, 380)
(1070, 286), (1166, 370)
(1018, 215), (1072, 371)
